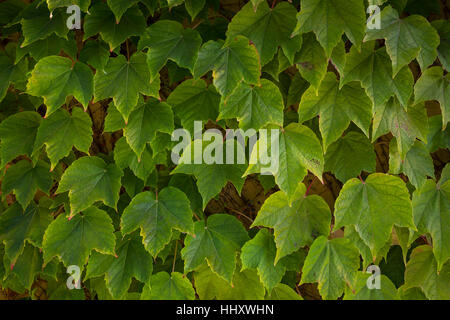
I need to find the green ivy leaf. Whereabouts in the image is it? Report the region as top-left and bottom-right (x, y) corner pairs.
(43, 206), (116, 268)
(241, 229), (289, 292)
(47, 0), (91, 12)
(121, 187), (194, 257)
(0, 202), (52, 263)
(194, 263), (265, 300)
(27, 56), (93, 116)
(218, 79), (284, 131)
(334, 173), (415, 259)
(79, 40), (110, 71)
(185, 0), (205, 20)
(84, 3), (146, 51)
(123, 97), (174, 159)
(431, 20), (450, 71)
(20, 6), (68, 47)
(193, 36), (261, 96)
(251, 183), (331, 263)
(56, 156), (123, 215)
(107, 0), (139, 22)
(86, 232), (153, 299)
(340, 41), (414, 108)
(0, 111), (41, 167)
(94, 53), (160, 122)
(389, 139), (435, 189)
(365, 6), (439, 75)
(2, 160), (52, 209)
(0, 47), (28, 102)
(226, 1), (297, 66)
(293, 33), (327, 93)
(343, 272), (399, 300)
(414, 66), (449, 129)
(141, 272), (195, 300)
(33, 107), (93, 170)
(167, 79), (220, 134)
(412, 176), (450, 271)
(299, 72), (372, 151)
(373, 98), (428, 159)
(245, 123), (324, 202)
(403, 245), (450, 300)
(172, 138), (248, 209)
(293, 0), (366, 56)
(300, 236), (360, 300)
(114, 137), (155, 182)
(266, 283), (302, 300)
(138, 20), (202, 79)
(325, 132), (376, 183)
(181, 214), (249, 282)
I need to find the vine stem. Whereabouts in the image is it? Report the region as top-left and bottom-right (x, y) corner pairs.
(271, 0), (277, 9)
(172, 240), (178, 274)
(304, 177), (316, 197)
(359, 175), (365, 184)
(126, 39), (130, 61)
(226, 207), (254, 223)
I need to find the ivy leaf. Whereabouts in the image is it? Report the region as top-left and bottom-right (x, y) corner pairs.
(2, 160), (52, 209)
(340, 41), (414, 108)
(114, 137), (155, 182)
(84, 2), (146, 51)
(47, 0), (91, 12)
(300, 236), (360, 300)
(86, 232), (153, 299)
(27, 56), (94, 116)
(56, 156), (123, 215)
(181, 214), (249, 282)
(194, 263), (265, 300)
(343, 272), (399, 300)
(251, 184), (331, 263)
(0, 202), (52, 263)
(389, 139), (435, 190)
(299, 72), (372, 151)
(79, 40), (110, 71)
(20, 6), (68, 47)
(185, 0), (205, 20)
(293, 33), (328, 93)
(325, 132), (376, 183)
(3, 243), (43, 291)
(373, 98), (428, 159)
(94, 53), (160, 122)
(193, 36), (261, 96)
(226, 1), (297, 65)
(334, 173), (415, 259)
(241, 229), (290, 292)
(0, 111), (41, 167)
(106, 0), (139, 23)
(104, 104), (126, 133)
(431, 20), (450, 71)
(266, 283), (303, 300)
(293, 0), (366, 56)
(167, 79), (220, 134)
(138, 20), (202, 79)
(43, 206), (116, 268)
(33, 107), (93, 170)
(123, 97), (174, 159)
(0, 47), (28, 102)
(245, 123), (324, 202)
(414, 66), (449, 129)
(172, 139), (248, 209)
(365, 6), (439, 75)
(121, 187), (194, 257)
(219, 79), (283, 131)
(403, 245), (450, 300)
(141, 272), (195, 300)
(412, 176), (450, 271)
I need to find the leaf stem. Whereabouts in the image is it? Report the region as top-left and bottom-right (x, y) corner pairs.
(271, 0), (277, 9)
(172, 240), (178, 274)
(126, 39), (130, 61)
(226, 207), (254, 223)
(305, 177), (316, 197)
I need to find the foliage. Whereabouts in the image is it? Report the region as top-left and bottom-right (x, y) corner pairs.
(0, 0), (448, 300)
